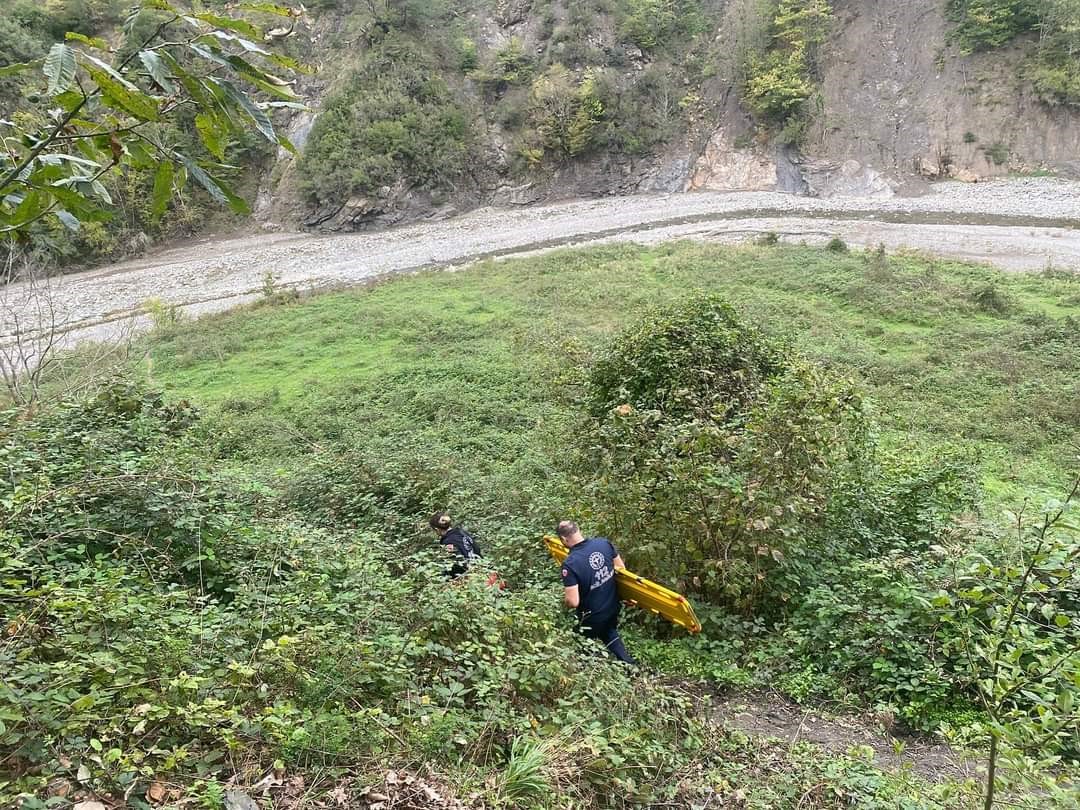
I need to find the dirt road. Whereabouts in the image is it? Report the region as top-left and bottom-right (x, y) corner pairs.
(4, 177), (1078, 349)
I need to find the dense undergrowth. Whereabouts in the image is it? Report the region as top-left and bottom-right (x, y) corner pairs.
(4, 243), (1079, 807)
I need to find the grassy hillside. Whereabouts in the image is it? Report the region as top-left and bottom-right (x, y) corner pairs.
(7, 243), (1079, 809)
(145, 242), (1080, 501)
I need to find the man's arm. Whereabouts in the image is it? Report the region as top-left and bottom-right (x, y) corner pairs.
(564, 584), (580, 608)
(613, 554), (626, 570)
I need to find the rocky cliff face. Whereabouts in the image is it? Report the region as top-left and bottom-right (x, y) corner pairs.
(258, 0), (1080, 232)
(807, 0), (1080, 190)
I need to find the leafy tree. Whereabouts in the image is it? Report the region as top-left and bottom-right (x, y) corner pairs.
(527, 65), (606, 161)
(773, 0), (832, 48)
(938, 477), (1080, 810)
(575, 294), (870, 613)
(745, 45), (816, 120)
(298, 33), (471, 205)
(0, 0), (306, 241)
(947, 0), (1040, 52)
(742, 0), (833, 131)
(616, 0), (708, 51)
(1029, 0), (1080, 105)
(946, 0), (1080, 106)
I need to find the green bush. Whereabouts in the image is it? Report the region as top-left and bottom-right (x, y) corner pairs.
(597, 66), (684, 154)
(299, 34), (472, 204)
(946, 0), (1080, 107)
(584, 293), (785, 419)
(743, 0), (832, 126)
(946, 0), (1039, 53)
(0, 381), (712, 808)
(1029, 33), (1080, 106)
(781, 556), (958, 723)
(616, 0), (707, 51)
(576, 294), (871, 613)
(526, 65), (607, 160)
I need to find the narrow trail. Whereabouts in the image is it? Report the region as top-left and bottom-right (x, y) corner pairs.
(3, 178), (1078, 352)
(709, 689), (978, 784)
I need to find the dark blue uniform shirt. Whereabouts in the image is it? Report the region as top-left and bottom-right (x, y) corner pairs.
(560, 537), (620, 623)
(439, 527), (480, 577)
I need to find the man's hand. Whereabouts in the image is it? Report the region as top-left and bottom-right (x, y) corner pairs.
(613, 554), (626, 570)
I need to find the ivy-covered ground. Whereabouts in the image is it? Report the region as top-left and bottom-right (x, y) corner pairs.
(4, 242), (1079, 809)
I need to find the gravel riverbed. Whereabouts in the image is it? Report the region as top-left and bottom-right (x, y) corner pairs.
(3, 177), (1078, 350)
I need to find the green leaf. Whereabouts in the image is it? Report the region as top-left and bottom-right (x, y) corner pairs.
(43, 44), (77, 95)
(126, 141), (155, 169)
(190, 44), (297, 99)
(194, 112), (228, 160)
(176, 154), (250, 215)
(187, 42), (232, 70)
(192, 13), (262, 41)
(0, 59), (43, 77)
(66, 32), (110, 51)
(205, 30), (271, 56)
(227, 55), (298, 99)
(269, 53), (314, 75)
(87, 67), (160, 121)
(159, 53), (211, 107)
(238, 2), (298, 16)
(54, 209), (80, 231)
(151, 161), (173, 222)
(138, 50), (177, 94)
(81, 52), (139, 91)
(53, 89), (85, 112)
(12, 190), (49, 224)
(92, 180), (113, 205)
(214, 79), (277, 144)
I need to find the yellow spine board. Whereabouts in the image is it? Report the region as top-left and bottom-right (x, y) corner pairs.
(544, 535), (702, 634)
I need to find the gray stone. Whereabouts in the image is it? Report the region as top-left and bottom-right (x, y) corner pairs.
(225, 789), (259, 810)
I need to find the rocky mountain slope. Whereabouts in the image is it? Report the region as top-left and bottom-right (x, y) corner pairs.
(255, 0), (1080, 232)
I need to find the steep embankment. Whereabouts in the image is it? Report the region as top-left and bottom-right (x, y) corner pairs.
(806, 0), (1080, 189)
(256, 0), (1080, 231)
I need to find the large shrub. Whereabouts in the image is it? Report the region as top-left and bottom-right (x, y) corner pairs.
(615, 0), (708, 51)
(575, 294), (870, 613)
(525, 65), (607, 161)
(299, 33), (472, 205)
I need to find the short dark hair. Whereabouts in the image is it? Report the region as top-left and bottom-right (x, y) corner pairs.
(556, 520), (578, 539)
(429, 512), (452, 531)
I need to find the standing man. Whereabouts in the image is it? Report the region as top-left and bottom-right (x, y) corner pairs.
(557, 520), (635, 665)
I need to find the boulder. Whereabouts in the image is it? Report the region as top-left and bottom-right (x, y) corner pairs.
(686, 129), (777, 192)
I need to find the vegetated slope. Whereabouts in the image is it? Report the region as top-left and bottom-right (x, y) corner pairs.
(258, 0), (1080, 230)
(6, 244), (1079, 809)
(7, 1), (1078, 268)
(146, 242), (1080, 501)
